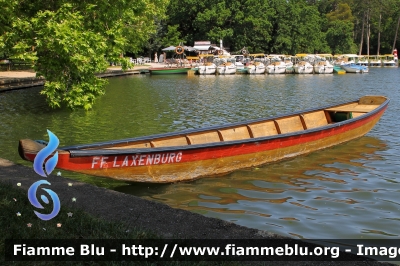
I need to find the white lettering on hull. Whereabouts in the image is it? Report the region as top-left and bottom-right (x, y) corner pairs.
(91, 152), (183, 169)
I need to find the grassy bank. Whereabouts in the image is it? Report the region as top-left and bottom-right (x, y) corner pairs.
(0, 182), (235, 266)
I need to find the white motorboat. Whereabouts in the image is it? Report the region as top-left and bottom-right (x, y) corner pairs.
(293, 54), (314, 74)
(293, 61), (314, 74)
(341, 63), (368, 73)
(266, 57), (286, 74)
(217, 58), (237, 74)
(381, 54), (398, 67)
(368, 55), (382, 67)
(284, 56), (293, 70)
(245, 54), (266, 74)
(197, 62), (217, 75)
(314, 60), (334, 74)
(313, 54), (334, 74)
(356, 56), (369, 66)
(246, 61), (266, 74)
(197, 54), (217, 75)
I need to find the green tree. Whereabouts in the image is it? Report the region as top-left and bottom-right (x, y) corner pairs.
(193, 1), (233, 46)
(167, 0), (275, 53)
(269, 1), (328, 55)
(231, 0), (274, 53)
(349, 0), (400, 55)
(326, 20), (356, 54)
(325, 2), (356, 54)
(1, 0), (168, 110)
(326, 2), (354, 21)
(162, 25), (185, 46)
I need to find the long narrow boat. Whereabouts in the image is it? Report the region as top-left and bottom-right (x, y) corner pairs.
(148, 67), (192, 75)
(19, 96), (389, 183)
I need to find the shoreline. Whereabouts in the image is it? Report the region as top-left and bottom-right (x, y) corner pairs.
(0, 64), (162, 79)
(0, 158), (394, 264)
(0, 64), (165, 91)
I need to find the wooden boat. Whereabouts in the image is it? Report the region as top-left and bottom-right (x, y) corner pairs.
(19, 96), (389, 183)
(148, 67), (192, 75)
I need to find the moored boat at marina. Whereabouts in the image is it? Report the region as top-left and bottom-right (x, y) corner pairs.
(333, 54), (358, 67)
(314, 60), (334, 74)
(196, 55), (217, 75)
(266, 56), (286, 74)
(197, 62), (217, 75)
(149, 67), (192, 75)
(368, 55), (382, 67)
(231, 54), (248, 74)
(151, 45), (193, 74)
(283, 55), (294, 72)
(19, 96), (389, 183)
(356, 56), (369, 66)
(216, 57), (237, 74)
(235, 61), (247, 74)
(293, 61), (313, 74)
(245, 54), (266, 74)
(381, 54), (398, 67)
(333, 65), (346, 74)
(313, 55), (334, 74)
(293, 54), (314, 74)
(341, 63), (368, 73)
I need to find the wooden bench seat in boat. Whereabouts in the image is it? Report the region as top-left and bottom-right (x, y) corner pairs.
(218, 126), (251, 141)
(274, 116), (305, 134)
(300, 111), (329, 129)
(325, 104), (380, 113)
(187, 131), (221, 145)
(247, 121), (279, 138)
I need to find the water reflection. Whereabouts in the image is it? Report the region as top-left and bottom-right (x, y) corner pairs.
(113, 135), (397, 239)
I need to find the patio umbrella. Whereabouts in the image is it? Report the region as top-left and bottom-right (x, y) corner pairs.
(183, 46), (197, 52)
(161, 46), (176, 51)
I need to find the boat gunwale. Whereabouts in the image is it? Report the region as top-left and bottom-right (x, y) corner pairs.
(61, 97), (389, 157)
(149, 67), (192, 71)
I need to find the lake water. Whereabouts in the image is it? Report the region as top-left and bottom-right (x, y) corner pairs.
(1, 68), (399, 240)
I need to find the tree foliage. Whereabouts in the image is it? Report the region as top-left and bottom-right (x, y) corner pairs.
(161, 0), (400, 56)
(326, 20), (357, 54)
(1, 0), (168, 109)
(326, 3), (354, 22)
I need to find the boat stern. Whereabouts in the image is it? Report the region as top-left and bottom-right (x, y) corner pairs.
(18, 139), (45, 161)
